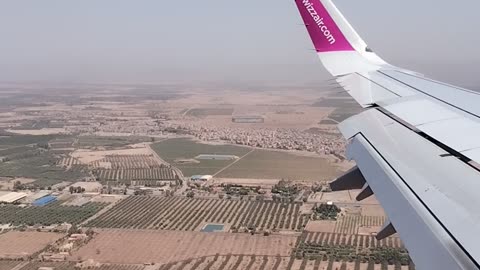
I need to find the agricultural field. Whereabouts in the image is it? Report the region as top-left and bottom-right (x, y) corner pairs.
(19, 262), (145, 270)
(334, 215), (387, 235)
(0, 231), (63, 259)
(217, 149), (341, 181)
(87, 196), (308, 232)
(70, 229), (297, 265)
(151, 138), (251, 176)
(158, 255), (414, 270)
(57, 156), (83, 167)
(0, 134), (89, 187)
(94, 168), (179, 184)
(0, 134), (62, 148)
(294, 232), (410, 267)
(0, 152), (90, 187)
(90, 154), (163, 169)
(0, 202), (107, 226)
(0, 261), (21, 270)
(187, 108), (234, 117)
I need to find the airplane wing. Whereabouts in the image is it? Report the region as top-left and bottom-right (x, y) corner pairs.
(294, 0), (480, 269)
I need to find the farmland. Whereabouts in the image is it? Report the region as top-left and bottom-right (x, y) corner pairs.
(151, 138), (251, 176)
(217, 149), (341, 180)
(86, 196), (308, 231)
(294, 232), (409, 267)
(70, 229), (297, 265)
(334, 215), (387, 235)
(19, 262), (145, 270)
(0, 202), (107, 226)
(91, 154), (163, 169)
(158, 255), (413, 270)
(0, 261), (20, 270)
(0, 144), (89, 187)
(0, 134), (63, 148)
(187, 108), (234, 117)
(0, 231), (63, 259)
(93, 168), (179, 184)
(152, 138), (341, 179)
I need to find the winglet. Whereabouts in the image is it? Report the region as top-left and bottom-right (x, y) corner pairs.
(295, 0), (390, 76)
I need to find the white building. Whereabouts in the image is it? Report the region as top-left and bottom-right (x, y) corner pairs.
(0, 192), (27, 204)
(191, 175), (213, 181)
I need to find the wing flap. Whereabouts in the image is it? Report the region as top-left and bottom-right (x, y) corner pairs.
(340, 109), (480, 269)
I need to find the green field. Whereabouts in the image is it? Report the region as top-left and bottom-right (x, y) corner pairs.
(152, 138), (341, 180)
(151, 138), (251, 176)
(0, 134), (64, 148)
(0, 202), (107, 226)
(217, 150), (341, 181)
(186, 108), (234, 117)
(0, 135), (89, 187)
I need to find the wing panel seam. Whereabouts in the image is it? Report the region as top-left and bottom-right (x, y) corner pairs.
(377, 71), (480, 119)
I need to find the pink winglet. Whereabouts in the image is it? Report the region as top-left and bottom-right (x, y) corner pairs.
(295, 0), (354, 52)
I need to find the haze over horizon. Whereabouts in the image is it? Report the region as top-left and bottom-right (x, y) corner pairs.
(1, 0), (479, 88)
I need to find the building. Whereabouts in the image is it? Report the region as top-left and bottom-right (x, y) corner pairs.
(0, 192), (27, 204)
(24, 190), (52, 204)
(33, 195), (57, 206)
(191, 175), (213, 181)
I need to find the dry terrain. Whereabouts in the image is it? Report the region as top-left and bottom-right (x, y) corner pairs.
(0, 231), (63, 259)
(19, 262), (145, 270)
(71, 145), (152, 164)
(71, 229), (297, 265)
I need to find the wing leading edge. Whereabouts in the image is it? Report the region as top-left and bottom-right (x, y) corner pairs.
(294, 0), (480, 269)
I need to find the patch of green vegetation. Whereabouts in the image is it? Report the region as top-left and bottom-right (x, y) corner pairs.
(0, 202), (107, 226)
(294, 233), (411, 266)
(313, 203), (341, 220)
(217, 150), (340, 180)
(0, 134), (64, 147)
(272, 179), (301, 198)
(222, 183), (262, 196)
(0, 152), (89, 187)
(187, 108), (234, 117)
(151, 138), (251, 176)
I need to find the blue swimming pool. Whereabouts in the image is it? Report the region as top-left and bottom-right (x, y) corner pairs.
(201, 224), (224, 232)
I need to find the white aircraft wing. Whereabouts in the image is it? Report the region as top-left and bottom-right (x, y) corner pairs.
(294, 0), (480, 269)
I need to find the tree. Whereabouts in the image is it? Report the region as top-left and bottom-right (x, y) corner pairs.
(68, 224), (79, 235)
(13, 181), (23, 191)
(69, 186), (74, 194)
(86, 228), (95, 237)
(186, 191), (195, 198)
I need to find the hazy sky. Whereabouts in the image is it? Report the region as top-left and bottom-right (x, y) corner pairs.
(1, 0), (479, 87)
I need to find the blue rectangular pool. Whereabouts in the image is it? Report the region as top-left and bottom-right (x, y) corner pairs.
(201, 224), (224, 232)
